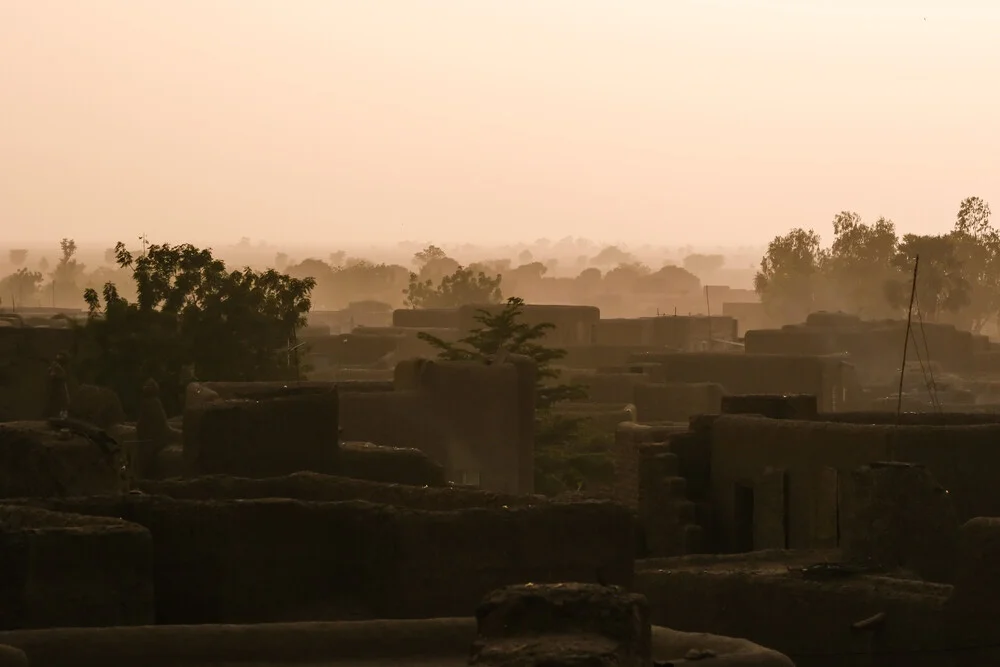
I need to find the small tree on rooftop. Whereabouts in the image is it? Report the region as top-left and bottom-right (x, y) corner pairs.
(416, 297), (585, 410)
(418, 297), (612, 496)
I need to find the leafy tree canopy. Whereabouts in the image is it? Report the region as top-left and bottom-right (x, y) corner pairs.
(0, 268), (44, 309)
(416, 297), (606, 496)
(885, 233), (970, 321)
(413, 244), (449, 268)
(753, 198), (1000, 332)
(416, 296), (585, 410)
(754, 227), (826, 323)
(76, 241), (315, 416)
(51, 238), (86, 306)
(590, 245), (635, 267)
(404, 266), (503, 309)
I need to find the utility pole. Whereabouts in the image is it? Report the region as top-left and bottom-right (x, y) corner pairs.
(285, 338), (306, 377)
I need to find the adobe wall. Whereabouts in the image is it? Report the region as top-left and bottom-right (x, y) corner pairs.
(392, 307), (461, 329)
(562, 370), (649, 404)
(0, 618), (795, 667)
(552, 402), (636, 435)
(457, 303), (600, 347)
(838, 462), (959, 583)
(710, 415), (1000, 552)
(195, 367), (534, 494)
(337, 442), (447, 486)
(343, 358), (535, 493)
(648, 315), (738, 349)
(0, 326), (76, 421)
(821, 412), (1000, 425)
(302, 333), (399, 365)
(722, 394), (818, 420)
(0, 504), (153, 630)
(352, 326), (462, 359)
(338, 388), (437, 455)
(194, 380), (391, 403)
(744, 328), (841, 356)
(636, 554), (951, 666)
(401, 357), (535, 494)
(629, 352), (848, 411)
(306, 367), (394, 382)
(593, 318), (655, 346)
(615, 422), (709, 510)
(948, 517), (1000, 664)
(137, 471), (544, 509)
(745, 320), (977, 374)
(0, 421), (125, 499)
(308, 307), (393, 333)
(15, 495), (635, 623)
(614, 423), (705, 557)
(560, 345), (666, 369)
(183, 389), (339, 478)
(473, 583), (651, 667)
(638, 517), (1000, 667)
(633, 382), (724, 422)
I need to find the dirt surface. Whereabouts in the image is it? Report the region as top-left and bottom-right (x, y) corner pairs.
(0, 619), (794, 667)
(639, 548), (954, 599)
(640, 549), (842, 575)
(183, 662), (463, 667)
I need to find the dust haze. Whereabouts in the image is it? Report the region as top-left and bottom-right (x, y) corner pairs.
(7, 4), (1000, 666)
(3, 1), (999, 246)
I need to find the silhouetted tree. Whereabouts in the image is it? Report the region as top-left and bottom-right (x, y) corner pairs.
(76, 241), (315, 416)
(504, 262), (548, 290)
(641, 264), (701, 294)
(590, 245), (635, 267)
(412, 244), (448, 268)
(468, 259), (512, 276)
(417, 297), (604, 495)
(950, 196), (1000, 332)
(51, 238), (86, 307)
(754, 228), (826, 322)
(404, 266), (503, 308)
(825, 212), (898, 318)
(0, 268), (43, 308)
(885, 234), (969, 322)
(603, 262), (651, 292)
(417, 297), (585, 409)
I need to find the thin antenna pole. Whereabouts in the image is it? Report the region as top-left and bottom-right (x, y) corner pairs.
(895, 255), (920, 427)
(915, 306), (940, 412)
(705, 286), (713, 351)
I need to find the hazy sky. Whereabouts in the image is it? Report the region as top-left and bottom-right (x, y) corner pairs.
(2, 1), (999, 248)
